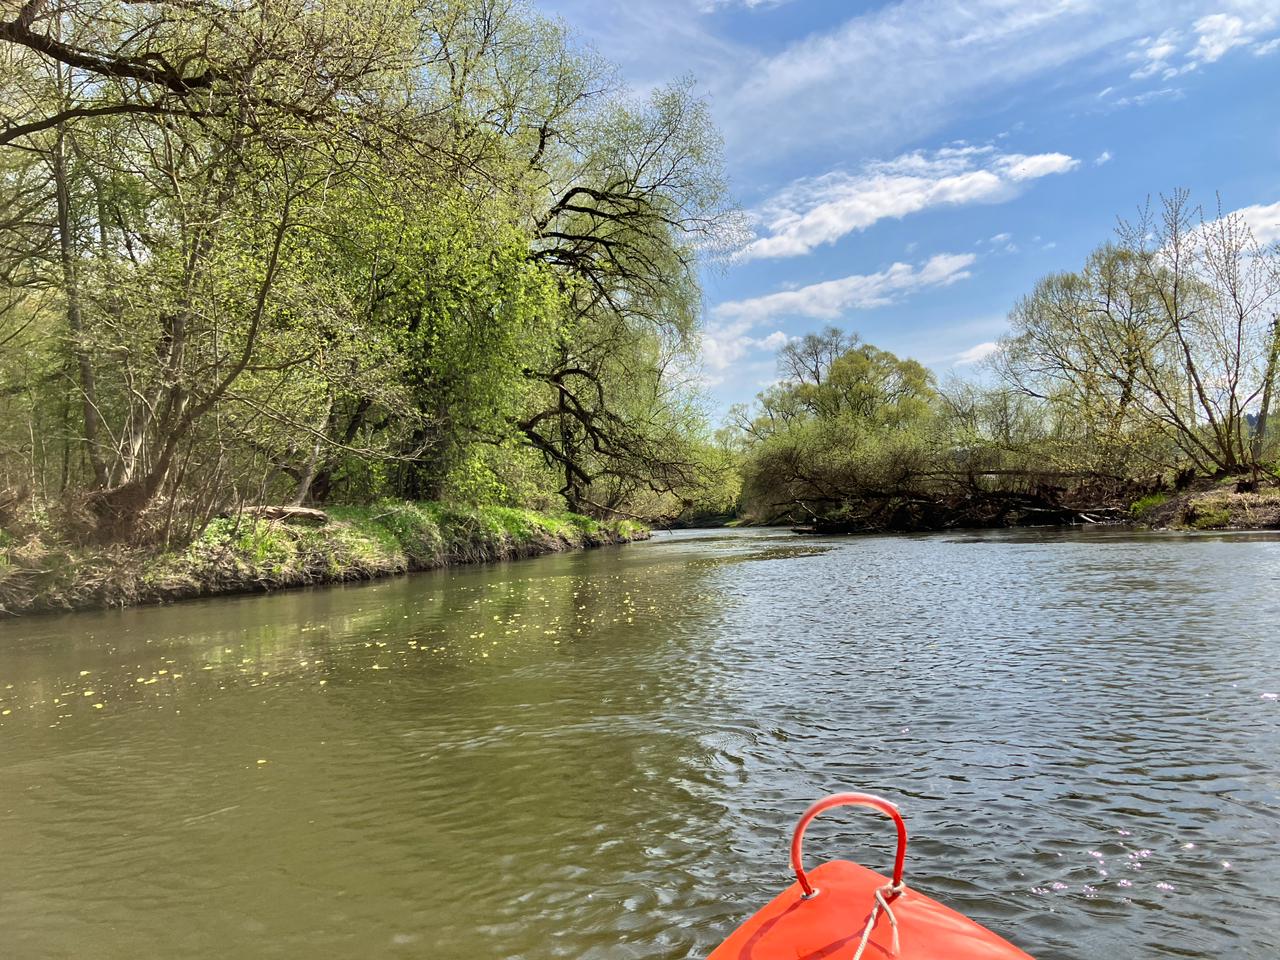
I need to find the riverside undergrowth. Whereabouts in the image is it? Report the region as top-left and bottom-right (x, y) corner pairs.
(0, 503), (648, 616)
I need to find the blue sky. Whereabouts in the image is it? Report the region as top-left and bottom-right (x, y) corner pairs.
(536, 0), (1280, 416)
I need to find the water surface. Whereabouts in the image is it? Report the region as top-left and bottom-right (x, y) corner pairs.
(2, 528), (1278, 958)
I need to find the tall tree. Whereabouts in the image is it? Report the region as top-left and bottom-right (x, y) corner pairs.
(998, 194), (1280, 476)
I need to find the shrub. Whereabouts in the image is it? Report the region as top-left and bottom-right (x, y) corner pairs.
(1129, 492), (1170, 519)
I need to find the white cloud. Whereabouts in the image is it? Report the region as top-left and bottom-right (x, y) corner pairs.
(1235, 200), (1280, 246)
(994, 152), (1080, 181)
(712, 253), (976, 325)
(1125, 4), (1278, 79)
(981, 232), (1018, 253)
(1130, 29), (1182, 78)
(711, 0), (1239, 166)
(738, 147), (1078, 261)
(873, 314), (1012, 368)
(542, 1), (1279, 172)
(1189, 6), (1280, 65)
(756, 330), (791, 350)
(954, 341), (1000, 365)
(1109, 87), (1185, 108)
(1094, 150), (1113, 165)
(700, 325), (792, 374)
(535, 0), (751, 97)
(1191, 13), (1252, 61)
(700, 253), (976, 380)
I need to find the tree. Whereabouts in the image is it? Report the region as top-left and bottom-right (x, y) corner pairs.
(2, 0), (447, 536)
(777, 326), (857, 386)
(995, 245), (1175, 475)
(997, 193), (1280, 477)
(518, 79), (739, 513)
(736, 336), (941, 523)
(1, 0), (737, 542)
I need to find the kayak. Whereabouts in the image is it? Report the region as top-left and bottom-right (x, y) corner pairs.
(708, 792), (1035, 960)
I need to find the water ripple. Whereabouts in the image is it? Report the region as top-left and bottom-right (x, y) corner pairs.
(1, 528), (1278, 958)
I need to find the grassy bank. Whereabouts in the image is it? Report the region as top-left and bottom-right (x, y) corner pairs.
(0, 502), (648, 616)
(1131, 483), (1280, 531)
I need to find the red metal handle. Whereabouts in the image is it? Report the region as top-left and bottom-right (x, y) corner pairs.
(790, 792), (908, 898)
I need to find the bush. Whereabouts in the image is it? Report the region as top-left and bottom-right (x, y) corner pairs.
(1190, 506), (1232, 530)
(1129, 491), (1170, 519)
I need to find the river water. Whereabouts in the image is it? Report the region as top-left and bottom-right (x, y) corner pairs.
(1, 528), (1278, 959)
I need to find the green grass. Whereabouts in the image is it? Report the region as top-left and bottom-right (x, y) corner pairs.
(1190, 506), (1233, 530)
(1129, 491), (1171, 520)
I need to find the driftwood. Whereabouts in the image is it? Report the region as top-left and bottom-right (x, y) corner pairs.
(786, 487), (1132, 535)
(223, 505), (329, 526)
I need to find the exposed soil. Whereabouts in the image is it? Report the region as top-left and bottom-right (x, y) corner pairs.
(1139, 481), (1280, 531)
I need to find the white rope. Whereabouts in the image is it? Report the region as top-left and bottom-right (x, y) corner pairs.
(849, 883), (903, 960)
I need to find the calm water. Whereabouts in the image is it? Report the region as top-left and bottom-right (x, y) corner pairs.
(2, 528), (1279, 959)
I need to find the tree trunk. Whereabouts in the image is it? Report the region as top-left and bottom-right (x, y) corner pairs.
(292, 438), (324, 506)
(1251, 314), (1280, 465)
(309, 397), (372, 503)
(291, 393), (333, 505)
(52, 124), (109, 489)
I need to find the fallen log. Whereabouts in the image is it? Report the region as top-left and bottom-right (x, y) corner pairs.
(222, 505), (329, 526)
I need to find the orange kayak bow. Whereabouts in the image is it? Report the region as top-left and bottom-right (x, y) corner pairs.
(708, 793), (1035, 960)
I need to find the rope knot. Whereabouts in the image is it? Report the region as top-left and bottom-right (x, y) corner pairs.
(850, 882), (903, 960)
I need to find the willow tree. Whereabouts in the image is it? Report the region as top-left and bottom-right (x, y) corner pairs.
(995, 245), (1177, 476)
(737, 340), (941, 522)
(998, 193), (1280, 477)
(522, 80), (739, 513)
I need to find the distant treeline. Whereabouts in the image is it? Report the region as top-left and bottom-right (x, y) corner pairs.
(0, 0), (739, 546)
(730, 193), (1280, 530)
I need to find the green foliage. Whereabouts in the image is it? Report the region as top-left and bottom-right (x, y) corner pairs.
(0, 501), (648, 613)
(728, 193), (1280, 534)
(1129, 492), (1171, 519)
(996, 196), (1280, 477)
(735, 334), (942, 522)
(328, 503), (445, 565)
(0, 0), (734, 541)
(1190, 506), (1233, 530)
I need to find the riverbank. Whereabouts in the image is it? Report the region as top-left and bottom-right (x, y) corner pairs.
(0, 502), (648, 616)
(1132, 482), (1280, 530)
(778, 478), (1280, 535)
(781, 486), (1130, 534)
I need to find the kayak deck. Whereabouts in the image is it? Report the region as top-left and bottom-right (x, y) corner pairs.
(708, 858), (1034, 960)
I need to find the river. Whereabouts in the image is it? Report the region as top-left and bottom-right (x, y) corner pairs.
(2, 528), (1278, 959)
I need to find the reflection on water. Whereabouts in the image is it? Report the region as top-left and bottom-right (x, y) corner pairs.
(2, 528), (1279, 959)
